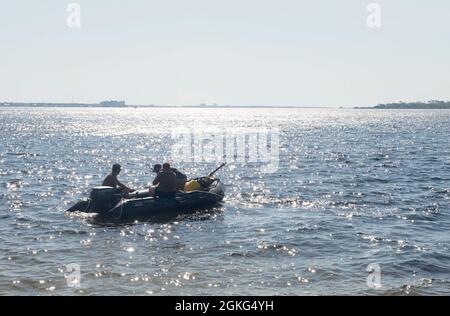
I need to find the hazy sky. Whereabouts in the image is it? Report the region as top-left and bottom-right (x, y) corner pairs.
(1, 0), (449, 107)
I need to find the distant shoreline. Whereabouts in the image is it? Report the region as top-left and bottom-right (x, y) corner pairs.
(0, 102), (330, 109)
(355, 101), (450, 109)
(2, 101), (450, 109)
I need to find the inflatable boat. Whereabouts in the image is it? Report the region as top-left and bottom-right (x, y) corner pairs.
(66, 177), (225, 221)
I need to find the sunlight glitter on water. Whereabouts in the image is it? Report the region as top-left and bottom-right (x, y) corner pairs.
(0, 108), (449, 295)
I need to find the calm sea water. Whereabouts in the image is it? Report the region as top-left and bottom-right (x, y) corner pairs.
(0, 107), (449, 296)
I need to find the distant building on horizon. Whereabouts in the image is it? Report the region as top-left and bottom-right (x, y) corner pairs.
(99, 100), (126, 107)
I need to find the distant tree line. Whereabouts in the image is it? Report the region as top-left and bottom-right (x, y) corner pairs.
(374, 100), (450, 109)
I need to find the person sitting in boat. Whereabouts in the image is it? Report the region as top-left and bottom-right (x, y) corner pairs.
(153, 163), (187, 191)
(102, 164), (134, 197)
(152, 163), (177, 198)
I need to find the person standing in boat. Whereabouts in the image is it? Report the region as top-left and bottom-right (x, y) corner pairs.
(102, 164), (134, 196)
(152, 163), (178, 198)
(153, 163), (187, 191)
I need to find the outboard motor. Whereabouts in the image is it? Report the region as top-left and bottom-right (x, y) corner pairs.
(90, 186), (122, 212)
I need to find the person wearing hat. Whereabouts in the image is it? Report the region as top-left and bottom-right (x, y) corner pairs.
(102, 164), (134, 195)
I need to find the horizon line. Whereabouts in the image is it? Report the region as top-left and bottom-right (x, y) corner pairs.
(0, 101), (343, 108)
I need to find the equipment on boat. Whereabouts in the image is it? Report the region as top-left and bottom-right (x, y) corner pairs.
(185, 180), (201, 192)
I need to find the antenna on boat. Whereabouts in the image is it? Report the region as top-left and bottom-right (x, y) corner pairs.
(208, 162), (227, 178)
